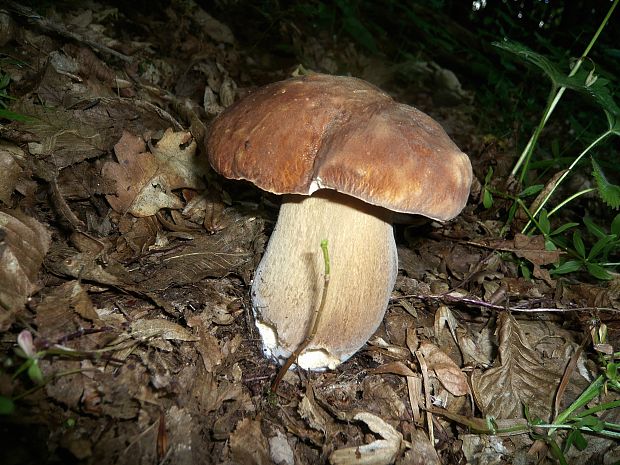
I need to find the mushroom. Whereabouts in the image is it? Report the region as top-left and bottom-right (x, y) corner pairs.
(207, 74), (472, 370)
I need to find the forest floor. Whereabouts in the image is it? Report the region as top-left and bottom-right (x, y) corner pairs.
(0, 2), (619, 465)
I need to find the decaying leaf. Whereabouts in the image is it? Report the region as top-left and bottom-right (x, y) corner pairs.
(371, 361), (416, 378)
(362, 377), (407, 420)
(434, 305), (459, 343)
(165, 406), (194, 465)
(329, 412), (404, 465)
(229, 418), (271, 465)
(456, 326), (493, 368)
(188, 0), (235, 44)
(487, 234), (561, 267)
(471, 312), (559, 420)
(199, 372), (244, 414)
(45, 242), (174, 312)
(35, 280), (99, 341)
(138, 215), (263, 289)
(419, 342), (468, 397)
(0, 141), (27, 204)
(0, 209), (51, 330)
(195, 330), (223, 372)
(102, 129), (209, 217)
(461, 433), (510, 465)
(269, 431), (295, 465)
(298, 386), (338, 436)
(397, 429), (440, 465)
(13, 99), (112, 171)
(128, 319), (199, 342)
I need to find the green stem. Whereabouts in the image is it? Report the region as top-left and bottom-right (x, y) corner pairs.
(270, 239), (331, 393)
(573, 399), (620, 418)
(511, 0), (619, 181)
(549, 375), (604, 436)
(512, 88), (557, 181)
(547, 188), (597, 218)
(522, 131), (612, 234)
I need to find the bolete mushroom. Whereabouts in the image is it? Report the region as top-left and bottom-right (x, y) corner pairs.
(207, 74), (472, 370)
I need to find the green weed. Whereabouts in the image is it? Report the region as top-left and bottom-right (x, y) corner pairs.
(492, 0), (620, 280)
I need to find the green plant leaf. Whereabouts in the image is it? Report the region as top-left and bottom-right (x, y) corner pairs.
(520, 262), (531, 279)
(544, 239), (557, 251)
(539, 210), (550, 235)
(588, 236), (615, 260)
(0, 396), (14, 415)
(335, 0), (378, 53)
(484, 166), (494, 184)
(592, 158), (620, 209)
(493, 39), (620, 122)
(551, 222), (579, 236)
(0, 72), (10, 89)
(611, 214), (620, 236)
(566, 429), (588, 451)
(552, 260), (583, 275)
(586, 262), (613, 280)
(573, 231), (586, 258)
(519, 184), (544, 198)
(27, 360), (44, 385)
(583, 217), (608, 240)
(483, 188), (493, 209)
(577, 415), (607, 433)
(0, 108), (33, 122)
(492, 39), (575, 89)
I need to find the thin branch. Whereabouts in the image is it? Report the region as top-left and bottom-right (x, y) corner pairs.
(393, 292), (619, 314)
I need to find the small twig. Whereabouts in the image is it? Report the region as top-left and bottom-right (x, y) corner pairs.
(271, 239), (331, 393)
(394, 292), (620, 314)
(415, 350), (434, 444)
(553, 336), (589, 419)
(50, 178), (86, 231)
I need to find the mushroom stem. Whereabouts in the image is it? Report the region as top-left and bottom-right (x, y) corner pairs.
(252, 189), (398, 370)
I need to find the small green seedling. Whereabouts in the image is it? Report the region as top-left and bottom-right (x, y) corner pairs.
(271, 239), (331, 393)
(13, 330), (44, 385)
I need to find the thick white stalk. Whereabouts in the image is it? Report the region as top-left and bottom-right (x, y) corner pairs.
(252, 190), (398, 370)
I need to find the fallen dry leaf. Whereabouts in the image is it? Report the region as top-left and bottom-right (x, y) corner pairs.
(268, 431), (295, 465)
(0, 209), (51, 330)
(35, 280), (100, 341)
(137, 215), (263, 289)
(397, 429), (440, 465)
(456, 326), (493, 368)
(165, 406), (194, 465)
(128, 319), (199, 342)
(362, 377), (407, 420)
(298, 386), (338, 437)
(329, 412), (404, 465)
(188, 0), (235, 44)
(419, 341), (468, 397)
(0, 141), (28, 204)
(15, 100), (112, 171)
(434, 305), (459, 343)
(229, 417), (271, 465)
(471, 312), (560, 420)
(488, 234), (561, 267)
(103, 129), (209, 217)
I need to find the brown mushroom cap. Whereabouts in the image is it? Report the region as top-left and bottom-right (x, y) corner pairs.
(208, 73), (472, 221)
